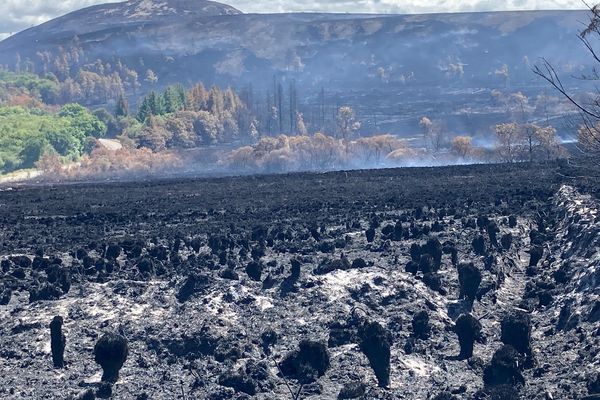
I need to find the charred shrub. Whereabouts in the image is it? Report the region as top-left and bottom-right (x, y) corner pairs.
(477, 216), (490, 230)
(365, 227), (376, 243)
(454, 313), (481, 359)
(472, 235), (486, 256)
(419, 254), (435, 274)
(457, 262), (482, 301)
(500, 311), (532, 355)
(508, 215), (518, 228)
(176, 274), (211, 303)
(587, 372), (600, 395)
(424, 237), (443, 268)
(412, 310), (430, 339)
(94, 333), (129, 383)
(423, 272), (443, 293)
(483, 345), (524, 387)
(358, 321), (391, 388)
(405, 260), (419, 275)
(352, 258), (368, 269)
(410, 243), (422, 262)
(136, 258), (154, 276)
(0, 288), (11, 305)
(29, 284), (63, 303)
(96, 382), (112, 399)
(261, 330), (278, 355)
(104, 244), (121, 260)
(528, 246), (544, 267)
(500, 233), (513, 251)
(50, 316), (66, 368)
(280, 340), (330, 383)
(245, 261), (263, 281)
(486, 221), (500, 246)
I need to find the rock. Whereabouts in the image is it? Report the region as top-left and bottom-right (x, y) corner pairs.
(94, 333), (129, 383)
(588, 372), (600, 394)
(12, 267), (26, 279)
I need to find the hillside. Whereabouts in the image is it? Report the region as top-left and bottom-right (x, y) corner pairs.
(0, 2), (592, 135)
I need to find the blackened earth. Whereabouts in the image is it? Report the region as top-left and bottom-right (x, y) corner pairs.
(0, 162), (599, 399)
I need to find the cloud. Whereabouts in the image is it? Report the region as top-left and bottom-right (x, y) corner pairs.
(228, 0), (585, 14)
(0, 0), (587, 39)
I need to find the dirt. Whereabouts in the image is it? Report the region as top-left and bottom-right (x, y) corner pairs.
(0, 161), (599, 400)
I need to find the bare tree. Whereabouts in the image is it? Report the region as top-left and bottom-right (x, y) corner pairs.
(337, 106), (361, 140)
(451, 136), (474, 159)
(419, 116), (446, 153)
(533, 3), (600, 158)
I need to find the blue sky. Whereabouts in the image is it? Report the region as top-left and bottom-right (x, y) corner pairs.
(0, 0), (587, 39)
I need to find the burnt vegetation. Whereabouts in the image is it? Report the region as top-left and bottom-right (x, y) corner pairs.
(0, 159), (599, 399)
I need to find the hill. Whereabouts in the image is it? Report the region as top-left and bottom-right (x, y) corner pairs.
(0, 2), (592, 134)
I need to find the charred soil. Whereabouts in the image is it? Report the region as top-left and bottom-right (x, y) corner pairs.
(0, 161), (599, 399)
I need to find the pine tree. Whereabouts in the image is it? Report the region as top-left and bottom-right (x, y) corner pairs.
(137, 97), (151, 122)
(148, 91), (164, 116)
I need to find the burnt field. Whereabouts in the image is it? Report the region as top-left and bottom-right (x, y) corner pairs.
(0, 161), (599, 400)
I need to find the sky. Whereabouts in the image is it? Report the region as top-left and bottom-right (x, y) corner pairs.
(0, 0), (587, 40)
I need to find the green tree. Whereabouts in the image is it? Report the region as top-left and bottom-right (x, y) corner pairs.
(137, 97), (152, 122)
(59, 103), (107, 139)
(19, 135), (50, 168)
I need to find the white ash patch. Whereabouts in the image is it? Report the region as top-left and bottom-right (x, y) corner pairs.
(400, 356), (441, 377)
(320, 268), (382, 302)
